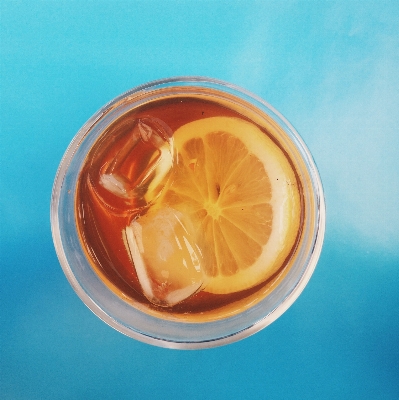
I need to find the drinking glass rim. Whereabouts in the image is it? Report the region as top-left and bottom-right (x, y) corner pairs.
(50, 76), (325, 349)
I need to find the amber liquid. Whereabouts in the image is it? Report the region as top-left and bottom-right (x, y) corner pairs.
(75, 93), (303, 322)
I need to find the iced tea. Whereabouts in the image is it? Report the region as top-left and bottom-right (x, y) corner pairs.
(75, 89), (304, 322)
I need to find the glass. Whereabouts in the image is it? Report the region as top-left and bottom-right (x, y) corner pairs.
(50, 77), (325, 349)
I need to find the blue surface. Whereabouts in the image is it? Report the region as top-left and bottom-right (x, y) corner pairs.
(1, 1), (399, 399)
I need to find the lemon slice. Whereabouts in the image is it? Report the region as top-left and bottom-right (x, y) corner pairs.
(160, 116), (301, 295)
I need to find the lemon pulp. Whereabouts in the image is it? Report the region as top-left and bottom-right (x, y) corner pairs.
(157, 116), (301, 295)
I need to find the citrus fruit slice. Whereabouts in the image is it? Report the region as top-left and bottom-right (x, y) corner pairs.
(159, 116), (301, 295)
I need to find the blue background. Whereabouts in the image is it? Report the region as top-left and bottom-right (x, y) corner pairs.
(1, 1), (399, 399)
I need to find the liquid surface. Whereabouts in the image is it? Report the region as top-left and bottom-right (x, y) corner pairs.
(75, 94), (303, 321)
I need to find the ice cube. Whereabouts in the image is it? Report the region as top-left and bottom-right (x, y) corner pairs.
(123, 206), (207, 307)
(99, 117), (174, 205)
